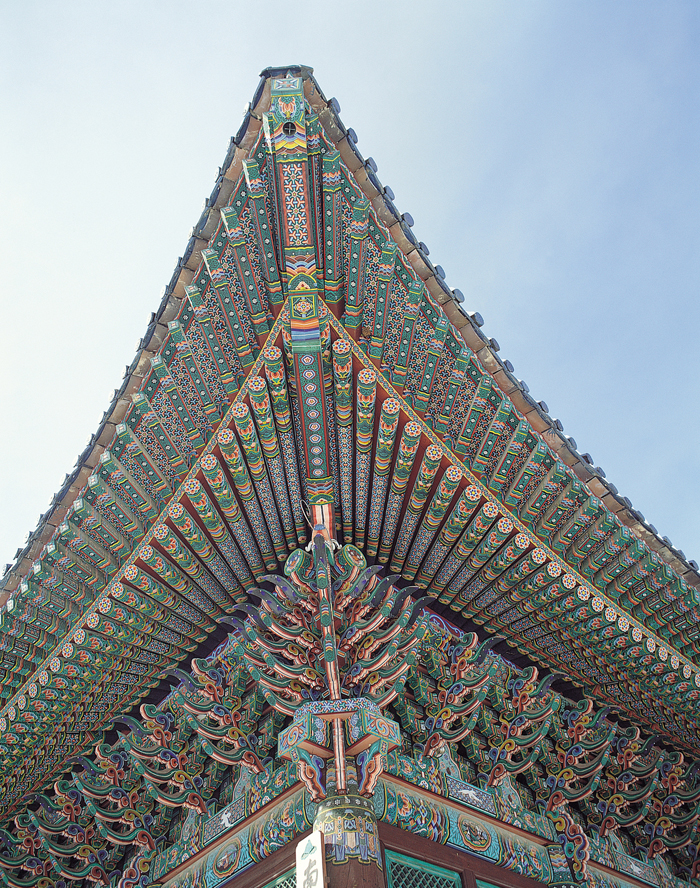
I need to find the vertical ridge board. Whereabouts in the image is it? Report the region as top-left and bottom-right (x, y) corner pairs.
(431, 501), (501, 600)
(472, 398), (519, 480)
(332, 340), (355, 544)
(354, 369), (377, 549)
(456, 531), (532, 615)
(412, 317), (449, 417)
(402, 466), (463, 581)
(202, 246), (259, 371)
(366, 399), (401, 559)
(433, 346), (471, 438)
(129, 393), (189, 478)
(153, 331), (220, 433)
(342, 198), (369, 331)
(416, 485), (482, 588)
(481, 560), (564, 627)
(69, 498), (130, 565)
(248, 376), (298, 551)
(167, 501), (248, 590)
(115, 422), (173, 501)
(97, 451), (159, 522)
(262, 346), (307, 544)
(377, 422), (423, 564)
(369, 242), (398, 360)
(449, 517), (516, 614)
(218, 424), (288, 563)
(269, 75), (335, 513)
(169, 314), (238, 401)
(242, 158), (284, 308)
(137, 543), (226, 619)
(198, 455), (274, 575)
(150, 356), (207, 450)
(390, 280), (422, 392)
(183, 289), (244, 396)
(219, 207), (271, 340)
(151, 523), (241, 606)
(388, 445), (444, 574)
(321, 149), (344, 305)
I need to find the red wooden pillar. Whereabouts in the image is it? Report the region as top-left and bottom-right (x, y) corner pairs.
(314, 794), (386, 888)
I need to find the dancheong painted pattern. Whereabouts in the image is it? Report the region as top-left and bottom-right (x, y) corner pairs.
(1, 66), (700, 888)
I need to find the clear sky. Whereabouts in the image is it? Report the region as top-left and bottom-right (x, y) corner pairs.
(1, 1), (699, 572)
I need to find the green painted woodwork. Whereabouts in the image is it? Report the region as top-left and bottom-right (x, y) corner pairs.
(263, 870), (296, 888)
(385, 850), (461, 888)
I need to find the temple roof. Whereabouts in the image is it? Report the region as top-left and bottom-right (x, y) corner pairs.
(1, 64), (699, 821)
(3, 66), (698, 604)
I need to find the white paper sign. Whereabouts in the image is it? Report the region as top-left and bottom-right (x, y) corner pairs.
(296, 829), (325, 888)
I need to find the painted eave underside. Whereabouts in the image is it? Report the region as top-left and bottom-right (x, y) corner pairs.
(1, 64), (699, 813)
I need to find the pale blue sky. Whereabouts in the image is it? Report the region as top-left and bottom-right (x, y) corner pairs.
(1, 1), (699, 569)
